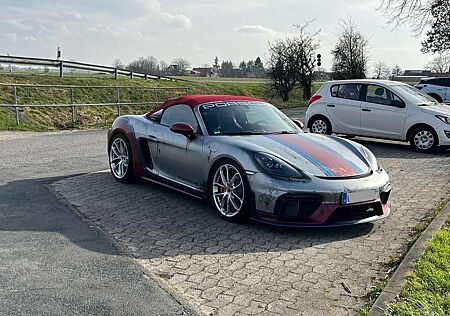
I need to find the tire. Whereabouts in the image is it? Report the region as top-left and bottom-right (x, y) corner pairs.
(428, 93), (443, 103)
(309, 115), (332, 135)
(109, 133), (135, 183)
(209, 159), (250, 223)
(409, 126), (439, 153)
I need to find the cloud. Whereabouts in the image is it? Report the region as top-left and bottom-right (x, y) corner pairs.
(234, 25), (276, 36)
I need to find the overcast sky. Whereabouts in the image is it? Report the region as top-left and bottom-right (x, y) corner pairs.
(0, 0), (436, 74)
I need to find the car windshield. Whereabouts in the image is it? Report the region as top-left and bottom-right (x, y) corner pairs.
(391, 84), (438, 106)
(199, 101), (299, 135)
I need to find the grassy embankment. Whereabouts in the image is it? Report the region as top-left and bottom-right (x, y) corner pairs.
(386, 213), (450, 315)
(0, 72), (320, 131)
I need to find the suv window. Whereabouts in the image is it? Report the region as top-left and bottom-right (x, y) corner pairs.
(330, 84), (362, 101)
(160, 104), (198, 130)
(426, 78), (450, 87)
(365, 85), (402, 106)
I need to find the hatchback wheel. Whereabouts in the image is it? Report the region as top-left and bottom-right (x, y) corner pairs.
(109, 134), (135, 182)
(409, 127), (438, 153)
(210, 160), (250, 222)
(309, 116), (332, 135)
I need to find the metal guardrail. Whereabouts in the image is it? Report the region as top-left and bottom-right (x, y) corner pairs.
(0, 83), (190, 125)
(0, 54), (188, 82)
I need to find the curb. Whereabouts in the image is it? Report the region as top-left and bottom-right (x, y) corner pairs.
(46, 178), (205, 316)
(368, 199), (450, 315)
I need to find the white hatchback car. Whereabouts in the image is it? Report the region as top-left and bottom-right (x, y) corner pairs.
(305, 79), (450, 152)
(415, 77), (450, 104)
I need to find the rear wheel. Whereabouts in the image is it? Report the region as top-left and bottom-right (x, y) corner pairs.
(309, 115), (332, 135)
(210, 160), (250, 223)
(409, 126), (438, 153)
(109, 134), (135, 183)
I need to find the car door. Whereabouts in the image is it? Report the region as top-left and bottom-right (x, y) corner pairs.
(441, 78), (450, 103)
(156, 104), (204, 189)
(326, 83), (362, 134)
(359, 84), (407, 139)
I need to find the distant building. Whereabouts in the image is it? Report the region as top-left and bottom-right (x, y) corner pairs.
(190, 67), (218, 77)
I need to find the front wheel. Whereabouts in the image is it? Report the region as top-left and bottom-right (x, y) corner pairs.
(409, 127), (438, 153)
(109, 133), (135, 183)
(210, 160), (250, 223)
(309, 116), (332, 135)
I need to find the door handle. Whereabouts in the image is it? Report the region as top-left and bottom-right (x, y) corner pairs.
(147, 135), (159, 142)
(362, 109), (371, 112)
(326, 104), (335, 107)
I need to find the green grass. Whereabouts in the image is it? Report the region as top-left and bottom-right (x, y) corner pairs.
(359, 197), (450, 316)
(0, 73), (318, 131)
(386, 216), (450, 316)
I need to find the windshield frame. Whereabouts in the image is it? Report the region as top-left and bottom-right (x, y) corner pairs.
(197, 101), (300, 136)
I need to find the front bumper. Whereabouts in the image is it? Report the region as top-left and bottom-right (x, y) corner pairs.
(247, 169), (391, 227)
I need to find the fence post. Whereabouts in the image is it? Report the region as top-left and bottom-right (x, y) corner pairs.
(154, 88), (158, 105)
(116, 87), (121, 117)
(70, 87), (75, 124)
(114, 68), (118, 80)
(130, 71), (133, 80)
(59, 61), (64, 79)
(13, 85), (19, 125)
(145, 73), (148, 80)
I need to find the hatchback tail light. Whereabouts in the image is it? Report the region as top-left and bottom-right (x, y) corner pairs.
(308, 95), (322, 106)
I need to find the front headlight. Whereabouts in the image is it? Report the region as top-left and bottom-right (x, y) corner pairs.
(254, 152), (303, 179)
(436, 115), (450, 125)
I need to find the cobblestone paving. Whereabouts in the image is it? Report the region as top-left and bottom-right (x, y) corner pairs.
(53, 140), (450, 316)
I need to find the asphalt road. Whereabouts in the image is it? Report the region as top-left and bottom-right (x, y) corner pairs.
(0, 130), (196, 315)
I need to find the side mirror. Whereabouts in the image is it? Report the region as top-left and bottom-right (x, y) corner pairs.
(390, 100), (406, 108)
(170, 122), (195, 140)
(292, 119), (304, 129)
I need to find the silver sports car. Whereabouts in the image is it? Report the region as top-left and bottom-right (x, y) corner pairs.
(108, 95), (391, 227)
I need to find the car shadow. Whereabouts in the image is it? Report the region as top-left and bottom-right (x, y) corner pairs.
(48, 172), (376, 260)
(0, 176), (118, 256)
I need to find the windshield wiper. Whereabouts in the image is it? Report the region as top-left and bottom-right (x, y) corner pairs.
(220, 131), (269, 135)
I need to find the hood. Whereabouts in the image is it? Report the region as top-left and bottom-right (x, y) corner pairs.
(421, 104), (450, 116)
(231, 133), (371, 178)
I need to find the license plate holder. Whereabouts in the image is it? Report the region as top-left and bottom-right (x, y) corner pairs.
(342, 189), (379, 205)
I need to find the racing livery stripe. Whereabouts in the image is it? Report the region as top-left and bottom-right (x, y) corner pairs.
(265, 135), (335, 177)
(300, 135), (366, 174)
(268, 134), (362, 177)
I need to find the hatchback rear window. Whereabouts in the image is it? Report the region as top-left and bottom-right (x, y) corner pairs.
(330, 84), (362, 101)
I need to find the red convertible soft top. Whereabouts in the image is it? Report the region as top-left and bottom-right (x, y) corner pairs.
(147, 94), (264, 115)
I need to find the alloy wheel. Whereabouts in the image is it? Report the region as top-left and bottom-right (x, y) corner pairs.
(212, 164), (244, 217)
(110, 137), (129, 178)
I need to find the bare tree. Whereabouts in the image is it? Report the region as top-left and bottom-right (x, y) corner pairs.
(268, 22), (319, 101)
(170, 58), (191, 75)
(373, 61), (391, 79)
(380, 0), (450, 53)
(268, 39), (298, 101)
(159, 60), (168, 75)
(112, 59), (125, 69)
(379, 0), (435, 33)
(331, 19), (369, 80)
(391, 65), (403, 77)
(424, 53), (450, 73)
(127, 56), (159, 74)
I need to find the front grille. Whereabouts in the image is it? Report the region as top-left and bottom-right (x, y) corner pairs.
(274, 194), (322, 221)
(326, 202), (383, 224)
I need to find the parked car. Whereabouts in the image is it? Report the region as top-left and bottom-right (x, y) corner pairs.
(415, 77), (450, 104)
(305, 79), (450, 152)
(108, 95), (391, 227)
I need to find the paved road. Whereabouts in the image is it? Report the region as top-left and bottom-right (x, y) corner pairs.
(0, 130), (196, 315)
(49, 125), (450, 314)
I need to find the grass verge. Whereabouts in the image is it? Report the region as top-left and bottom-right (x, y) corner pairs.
(386, 215), (450, 315)
(359, 197), (450, 316)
